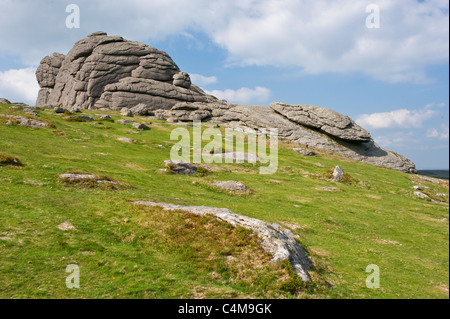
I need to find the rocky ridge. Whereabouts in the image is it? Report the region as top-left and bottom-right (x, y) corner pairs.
(34, 32), (417, 173)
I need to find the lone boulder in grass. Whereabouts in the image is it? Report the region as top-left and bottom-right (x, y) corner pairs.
(132, 122), (150, 130)
(331, 166), (345, 181)
(211, 181), (248, 192)
(164, 160), (210, 175)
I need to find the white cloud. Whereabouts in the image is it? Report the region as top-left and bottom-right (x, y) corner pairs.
(206, 86), (271, 104)
(441, 126), (450, 139)
(428, 125), (450, 139)
(190, 74), (218, 86)
(0, 68), (39, 104)
(356, 107), (439, 129)
(0, 0), (447, 83)
(427, 128), (440, 138)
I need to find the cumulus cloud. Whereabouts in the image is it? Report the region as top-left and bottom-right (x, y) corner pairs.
(428, 126), (449, 139)
(0, 68), (39, 104)
(206, 86), (271, 104)
(0, 0), (447, 83)
(190, 74), (218, 86)
(356, 107), (439, 129)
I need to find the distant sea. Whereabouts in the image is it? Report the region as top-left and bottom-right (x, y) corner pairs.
(417, 170), (449, 180)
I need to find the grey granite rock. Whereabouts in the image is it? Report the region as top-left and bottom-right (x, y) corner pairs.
(0, 114), (49, 128)
(131, 201), (311, 281)
(293, 148), (316, 156)
(35, 32), (217, 110)
(212, 104), (417, 174)
(132, 122), (150, 130)
(271, 102), (371, 142)
(331, 166), (345, 181)
(33, 32), (417, 174)
(211, 181), (248, 192)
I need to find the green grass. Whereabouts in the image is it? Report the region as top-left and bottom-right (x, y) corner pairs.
(0, 103), (448, 299)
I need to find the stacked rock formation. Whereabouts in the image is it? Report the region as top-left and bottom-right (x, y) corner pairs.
(35, 32), (417, 173)
(35, 31), (217, 110)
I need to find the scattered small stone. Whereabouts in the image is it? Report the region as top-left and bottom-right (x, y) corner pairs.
(54, 107), (67, 113)
(293, 148), (316, 156)
(132, 122), (150, 130)
(57, 221), (76, 231)
(414, 191), (430, 199)
(211, 181), (248, 192)
(64, 115), (94, 122)
(413, 185), (423, 191)
(331, 165), (344, 181)
(9, 105), (23, 110)
(69, 106), (81, 113)
(316, 163), (325, 167)
(23, 108), (39, 117)
(98, 114), (111, 120)
(164, 160), (210, 175)
(118, 119), (135, 125)
(117, 137), (134, 143)
(0, 114), (50, 128)
(167, 117), (178, 123)
(316, 187), (339, 191)
(436, 193), (449, 197)
(418, 176), (440, 184)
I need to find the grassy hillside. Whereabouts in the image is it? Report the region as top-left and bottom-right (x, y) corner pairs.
(0, 103), (448, 299)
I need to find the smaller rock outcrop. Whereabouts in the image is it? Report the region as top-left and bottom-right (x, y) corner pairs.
(271, 102), (371, 142)
(132, 201), (311, 281)
(0, 98), (11, 104)
(0, 114), (50, 128)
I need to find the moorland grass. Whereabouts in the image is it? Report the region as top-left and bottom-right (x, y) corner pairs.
(0, 103), (448, 299)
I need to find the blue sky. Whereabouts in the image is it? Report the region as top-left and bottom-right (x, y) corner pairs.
(0, 0), (448, 169)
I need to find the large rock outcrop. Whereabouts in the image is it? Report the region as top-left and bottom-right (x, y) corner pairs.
(158, 102), (417, 173)
(35, 32), (417, 173)
(35, 31), (216, 110)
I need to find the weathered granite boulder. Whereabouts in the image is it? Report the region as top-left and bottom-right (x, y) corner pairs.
(331, 165), (345, 181)
(0, 98), (11, 104)
(211, 181), (248, 192)
(172, 71), (191, 89)
(35, 31), (217, 109)
(164, 160), (201, 175)
(132, 201), (311, 281)
(271, 102), (371, 142)
(129, 103), (151, 116)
